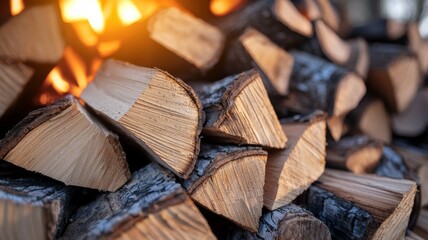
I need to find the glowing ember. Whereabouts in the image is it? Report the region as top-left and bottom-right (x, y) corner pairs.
(210, 0), (246, 16)
(10, 0), (24, 16)
(60, 0), (105, 33)
(118, 0), (143, 26)
(47, 68), (70, 94)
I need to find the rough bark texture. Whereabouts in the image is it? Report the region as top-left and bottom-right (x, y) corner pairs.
(231, 203), (331, 240)
(307, 186), (374, 240)
(0, 161), (73, 240)
(60, 164), (189, 239)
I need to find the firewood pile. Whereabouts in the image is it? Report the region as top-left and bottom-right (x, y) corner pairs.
(0, 0), (427, 239)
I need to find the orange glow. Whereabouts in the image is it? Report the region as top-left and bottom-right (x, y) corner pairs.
(10, 0), (24, 16)
(210, 0), (246, 16)
(60, 0), (105, 33)
(48, 68), (70, 93)
(131, 0), (161, 23)
(71, 22), (99, 47)
(97, 40), (122, 57)
(63, 48), (88, 94)
(118, 0), (143, 26)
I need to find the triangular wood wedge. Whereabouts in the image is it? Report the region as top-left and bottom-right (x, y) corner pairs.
(197, 70), (287, 149)
(183, 144), (268, 232)
(264, 111), (326, 210)
(81, 59), (204, 179)
(61, 164), (216, 240)
(231, 203), (331, 240)
(317, 169), (417, 240)
(0, 162), (72, 240)
(0, 96), (131, 191)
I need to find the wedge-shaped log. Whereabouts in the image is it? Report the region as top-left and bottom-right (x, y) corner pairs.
(0, 96), (131, 191)
(61, 164), (215, 240)
(264, 112), (326, 210)
(231, 203), (331, 240)
(183, 144), (267, 232)
(368, 44), (421, 113)
(0, 4), (64, 63)
(219, 27), (294, 96)
(284, 51), (366, 140)
(197, 70), (287, 149)
(326, 135), (383, 174)
(0, 62), (33, 118)
(81, 59), (203, 179)
(316, 169), (417, 240)
(0, 162), (72, 240)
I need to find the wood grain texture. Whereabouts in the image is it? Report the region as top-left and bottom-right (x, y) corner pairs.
(61, 164), (215, 240)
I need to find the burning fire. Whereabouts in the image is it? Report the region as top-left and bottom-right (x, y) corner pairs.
(210, 0), (246, 16)
(10, 0), (24, 16)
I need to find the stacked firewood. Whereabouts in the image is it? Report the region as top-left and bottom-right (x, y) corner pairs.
(0, 0), (427, 239)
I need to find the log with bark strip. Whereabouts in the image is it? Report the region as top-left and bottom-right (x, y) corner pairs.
(264, 111), (326, 210)
(0, 96), (131, 191)
(367, 44), (421, 113)
(314, 169), (417, 240)
(81, 59), (203, 179)
(196, 70), (287, 149)
(113, 7), (224, 80)
(279, 51), (366, 141)
(292, 0), (340, 33)
(326, 135), (383, 174)
(230, 203), (331, 240)
(183, 144), (267, 232)
(60, 164), (216, 240)
(0, 161), (73, 240)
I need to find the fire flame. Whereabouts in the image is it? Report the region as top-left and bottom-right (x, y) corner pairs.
(210, 0), (246, 16)
(60, 0), (105, 33)
(10, 0), (24, 16)
(118, 0), (143, 26)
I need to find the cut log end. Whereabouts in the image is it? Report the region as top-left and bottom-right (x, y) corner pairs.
(264, 115), (326, 210)
(315, 20), (351, 65)
(274, 0), (313, 37)
(0, 96), (131, 191)
(334, 73), (366, 117)
(82, 59), (204, 179)
(358, 99), (392, 143)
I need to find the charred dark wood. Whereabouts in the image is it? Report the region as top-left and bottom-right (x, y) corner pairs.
(307, 185), (374, 240)
(349, 19), (407, 43)
(230, 203), (331, 240)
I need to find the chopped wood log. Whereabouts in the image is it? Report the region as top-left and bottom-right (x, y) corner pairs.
(346, 96), (392, 143)
(217, 0), (313, 50)
(0, 61), (34, 118)
(301, 20), (369, 77)
(218, 27), (294, 96)
(307, 185), (374, 240)
(0, 4), (64, 63)
(114, 7), (224, 80)
(392, 88), (428, 137)
(81, 59), (203, 179)
(230, 203), (331, 240)
(0, 161), (73, 240)
(375, 146), (418, 181)
(314, 0), (340, 32)
(326, 135), (383, 174)
(0, 96), (131, 191)
(349, 19), (407, 43)
(316, 169), (417, 240)
(408, 23), (428, 76)
(291, 0), (322, 21)
(264, 112), (326, 210)
(367, 44), (421, 113)
(183, 144), (267, 232)
(60, 164), (216, 240)
(281, 51), (366, 140)
(196, 70), (287, 149)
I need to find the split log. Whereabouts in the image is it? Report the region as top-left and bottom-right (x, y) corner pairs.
(0, 4), (64, 63)
(230, 203), (331, 240)
(367, 44), (421, 113)
(349, 19), (407, 43)
(316, 169), (417, 240)
(60, 164), (216, 240)
(282, 51), (366, 141)
(0, 96), (131, 191)
(0, 62), (34, 118)
(346, 96), (392, 143)
(81, 59), (204, 179)
(183, 144), (267, 232)
(264, 111), (326, 210)
(217, 0), (313, 50)
(392, 88), (428, 137)
(113, 7), (224, 80)
(218, 27), (294, 96)
(307, 185), (374, 240)
(301, 20), (369, 77)
(196, 70), (287, 149)
(326, 135), (383, 174)
(0, 161), (73, 240)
